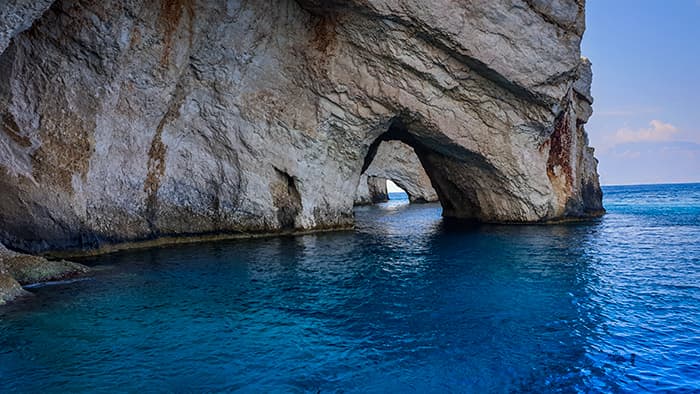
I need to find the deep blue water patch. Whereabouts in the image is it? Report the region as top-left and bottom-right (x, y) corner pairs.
(1, 184), (699, 392)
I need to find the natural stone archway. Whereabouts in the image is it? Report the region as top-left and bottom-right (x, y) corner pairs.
(354, 140), (438, 205)
(360, 107), (601, 223)
(0, 0), (603, 254)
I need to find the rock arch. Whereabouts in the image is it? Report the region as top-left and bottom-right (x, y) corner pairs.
(0, 0), (603, 253)
(359, 117), (540, 222)
(355, 140), (438, 205)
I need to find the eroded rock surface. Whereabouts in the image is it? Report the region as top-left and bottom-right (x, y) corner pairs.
(0, 0), (54, 55)
(355, 175), (389, 205)
(0, 273), (29, 305)
(0, 242), (89, 304)
(0, 0), (603, 254)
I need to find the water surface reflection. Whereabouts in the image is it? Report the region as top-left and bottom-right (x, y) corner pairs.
(1, 186), (699, 392)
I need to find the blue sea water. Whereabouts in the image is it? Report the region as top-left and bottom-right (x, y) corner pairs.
(1, 184), (699, 393)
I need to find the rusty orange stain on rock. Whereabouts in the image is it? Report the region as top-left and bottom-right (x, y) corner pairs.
(159, 0), (194, 66)
(546, 110), (573, 191)
(311, 15), (338, 54)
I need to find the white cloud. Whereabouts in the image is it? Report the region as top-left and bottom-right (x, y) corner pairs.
(605, 120), (678, 147)
(597, 141), (700, 186)
(591, 118), (700, 155)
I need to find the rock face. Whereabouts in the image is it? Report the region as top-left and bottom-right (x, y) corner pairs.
(0, 242), (89, 304)
(0, 273), (29, 305)
(355, 175), (389, 205)
(0, 0), (603, 254)
(0, 0), (54, 55)
(358, 140), (438, 204)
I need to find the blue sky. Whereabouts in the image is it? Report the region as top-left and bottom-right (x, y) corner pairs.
(582, 0), (700, 185)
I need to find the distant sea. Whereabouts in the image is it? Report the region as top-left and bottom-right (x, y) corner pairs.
(1, 183), (699, 392)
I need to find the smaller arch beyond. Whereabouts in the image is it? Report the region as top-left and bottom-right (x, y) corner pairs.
(355, 138), (439, 206)
(358, 116), (532, 222)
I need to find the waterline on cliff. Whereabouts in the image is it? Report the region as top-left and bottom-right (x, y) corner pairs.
(22, 277), (95, 290)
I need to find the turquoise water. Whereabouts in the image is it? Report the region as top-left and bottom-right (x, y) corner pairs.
(1, 184), (699, 392)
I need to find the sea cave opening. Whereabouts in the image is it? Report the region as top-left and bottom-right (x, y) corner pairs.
(386, 180), (408, 200)
(354, 117), (515, 223)
(353, 137), (439, 206)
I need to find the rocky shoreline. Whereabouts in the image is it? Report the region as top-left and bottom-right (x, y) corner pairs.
(0, 242), (90, 305)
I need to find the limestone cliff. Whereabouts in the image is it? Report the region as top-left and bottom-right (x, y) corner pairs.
(0, 0), (603, 254)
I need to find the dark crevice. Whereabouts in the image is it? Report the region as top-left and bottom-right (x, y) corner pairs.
(361, 137), (383, 174)
(520, 0), (582, 35)
(271, 168), (302, 230)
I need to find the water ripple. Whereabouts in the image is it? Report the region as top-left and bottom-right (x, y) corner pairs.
(1, 184), (699, 392)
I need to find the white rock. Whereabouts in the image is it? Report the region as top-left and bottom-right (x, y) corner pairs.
(0, 0), (603, 253)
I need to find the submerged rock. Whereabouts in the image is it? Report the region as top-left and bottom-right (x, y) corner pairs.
(0, 242), (89, 304)
(1, 254), (89, 285)
(0, 0), (603, 254)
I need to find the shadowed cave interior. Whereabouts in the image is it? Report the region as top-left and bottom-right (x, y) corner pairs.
(355, 118), (510, 223)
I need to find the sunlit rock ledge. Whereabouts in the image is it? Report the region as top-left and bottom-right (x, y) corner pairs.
(0, 0), (602, 255)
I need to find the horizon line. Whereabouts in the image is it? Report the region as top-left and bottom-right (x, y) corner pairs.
(601, 181), (700, 187)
